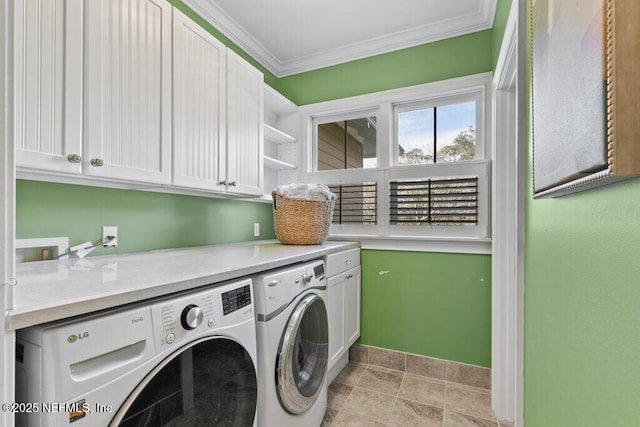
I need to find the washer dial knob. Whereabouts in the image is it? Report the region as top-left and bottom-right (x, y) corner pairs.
(181, 304), (204, 330)
(302, 272), (313, 284)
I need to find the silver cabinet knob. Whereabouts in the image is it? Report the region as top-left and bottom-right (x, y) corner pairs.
(90, 158), (104, 167)
(218, 180), (227, 186)
(181, 304), (204, 330)
(229, 181), (237, 187)
(67, 154), (82, 163)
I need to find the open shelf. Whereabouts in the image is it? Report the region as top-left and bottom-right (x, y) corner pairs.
(264, 156), (296, 170)
(264, 85), (297, 116)
(264, 124), (296, 144)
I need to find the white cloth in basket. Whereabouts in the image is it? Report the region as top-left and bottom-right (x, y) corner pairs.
(276, 184), (336, 202)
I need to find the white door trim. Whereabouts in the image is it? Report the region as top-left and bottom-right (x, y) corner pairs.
(491, 1), (525, 425)
(1, 0), (16, 425)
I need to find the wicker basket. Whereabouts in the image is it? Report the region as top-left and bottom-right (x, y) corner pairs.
(272, 191), (335, 245)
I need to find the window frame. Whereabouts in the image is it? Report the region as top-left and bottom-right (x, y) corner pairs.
(393, 90), (485, 166)
(298, 73), (493, 254)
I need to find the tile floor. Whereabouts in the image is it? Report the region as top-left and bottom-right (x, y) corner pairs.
(322, 362), (512, 427)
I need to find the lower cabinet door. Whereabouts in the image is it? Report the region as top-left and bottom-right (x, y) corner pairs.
(327, 265), (361, 369)
(327, 273), (347, 368)
(345, 266), (362, 347)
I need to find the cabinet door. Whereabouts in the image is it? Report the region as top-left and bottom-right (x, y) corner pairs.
(226, 49), (264, 196)
(172, 8), (226, 191)
(327, 273), (347, 368)
(14, 0), (83, 173)
(84, 0), (172, 184)
(345, 266), (362, 346)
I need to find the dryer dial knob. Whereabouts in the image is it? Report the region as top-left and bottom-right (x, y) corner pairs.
(181, 304), (204, 330)
(302, 272), (313, 284)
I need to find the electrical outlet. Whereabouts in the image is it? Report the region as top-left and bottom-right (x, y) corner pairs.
(253, 223), (260, 237)
(102, 226), (118, 247)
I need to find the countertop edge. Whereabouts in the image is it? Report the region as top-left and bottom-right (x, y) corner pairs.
(8, 241), (360, 331)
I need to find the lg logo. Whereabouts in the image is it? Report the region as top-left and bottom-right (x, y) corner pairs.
(67, 332), (89, 343)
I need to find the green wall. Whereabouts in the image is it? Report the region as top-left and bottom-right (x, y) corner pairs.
(277, 30), (493, 106)
(16, 180), (275, 256)
(524, 1), (640, 424)
(361, 250), (492, 367)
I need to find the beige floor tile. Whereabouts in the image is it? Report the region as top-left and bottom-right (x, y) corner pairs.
(387, 398), (443, 427)
(332, 410), (387, 427)
(445, 384), (495, 420)
(447, 362), (491, 390)
(357, 366), (404, 396)
(398, 373), (446, 407)
(335, 362), (368, 386)
(322, 408), (340, 426)
(341, 387), (397, 424)
(444, 410), (498, 427)
(328, 382), (354, 411)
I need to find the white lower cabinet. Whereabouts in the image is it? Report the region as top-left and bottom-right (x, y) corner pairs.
(326, 248), (361, 383)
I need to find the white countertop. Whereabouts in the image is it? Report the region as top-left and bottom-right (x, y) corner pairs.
(8, 239), (359, 331)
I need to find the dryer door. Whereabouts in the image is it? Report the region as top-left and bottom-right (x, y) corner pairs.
(276, 293), (328, 414)
(110, 337), (256, 426)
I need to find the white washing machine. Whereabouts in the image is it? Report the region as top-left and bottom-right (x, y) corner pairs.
(252, 260), (328, 427)
(15, 278), (258, 427)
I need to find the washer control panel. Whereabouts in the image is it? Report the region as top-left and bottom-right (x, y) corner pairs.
(150, 278), (253, 349)
(222, 284), (252, 315)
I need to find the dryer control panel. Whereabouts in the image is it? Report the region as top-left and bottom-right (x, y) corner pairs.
(252, 260), (326, 317)
(150, 278), (253, 349)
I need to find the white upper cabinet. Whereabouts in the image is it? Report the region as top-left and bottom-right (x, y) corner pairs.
(172, 8), (226, 191)
(14, 0), (83, 173)
(225, 49), (264, 196)
(84, 0), (172, 184)
(13, 1), (267, 197)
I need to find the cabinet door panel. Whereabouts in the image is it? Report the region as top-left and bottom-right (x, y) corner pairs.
(172, 9), (226, 191)
(345, 266), (362, 346)
(226, 50), (263, 196)
(328, 274), (347, 368)
(84, 0), (171, 184)
(14, 0), (83, 173)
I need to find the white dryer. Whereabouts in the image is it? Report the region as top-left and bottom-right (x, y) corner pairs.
(252, 260), (328, 427)
(16, 279), (258, 427)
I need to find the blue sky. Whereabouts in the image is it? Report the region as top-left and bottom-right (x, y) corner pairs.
(398, 101), (475, 154)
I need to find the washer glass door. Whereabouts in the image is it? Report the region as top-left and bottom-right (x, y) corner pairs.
(276, 293), (328, 414)
(111, 337), (256, 426)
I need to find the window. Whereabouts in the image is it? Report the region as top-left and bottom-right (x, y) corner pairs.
(328, 183), (377, 224)
(389, 177), (478, 226)
(397, 101), (476, 165)
(315, 114), (377, 171)
(301, 73), (491, 250)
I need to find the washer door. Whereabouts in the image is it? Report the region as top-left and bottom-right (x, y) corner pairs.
(110, 337), (256, 426)
(276, 293), (328, 414)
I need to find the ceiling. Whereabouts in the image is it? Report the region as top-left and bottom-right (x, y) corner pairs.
(182, 0), (498, 77)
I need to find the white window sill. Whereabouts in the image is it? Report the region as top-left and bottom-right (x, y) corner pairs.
(327, 234), (491, 254)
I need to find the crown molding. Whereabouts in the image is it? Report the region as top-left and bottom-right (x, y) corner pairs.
(182, 0), (498, 78)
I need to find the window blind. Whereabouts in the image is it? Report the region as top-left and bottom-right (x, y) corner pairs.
(328, 183), (377, 224)
(389, 177), (478, 225)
